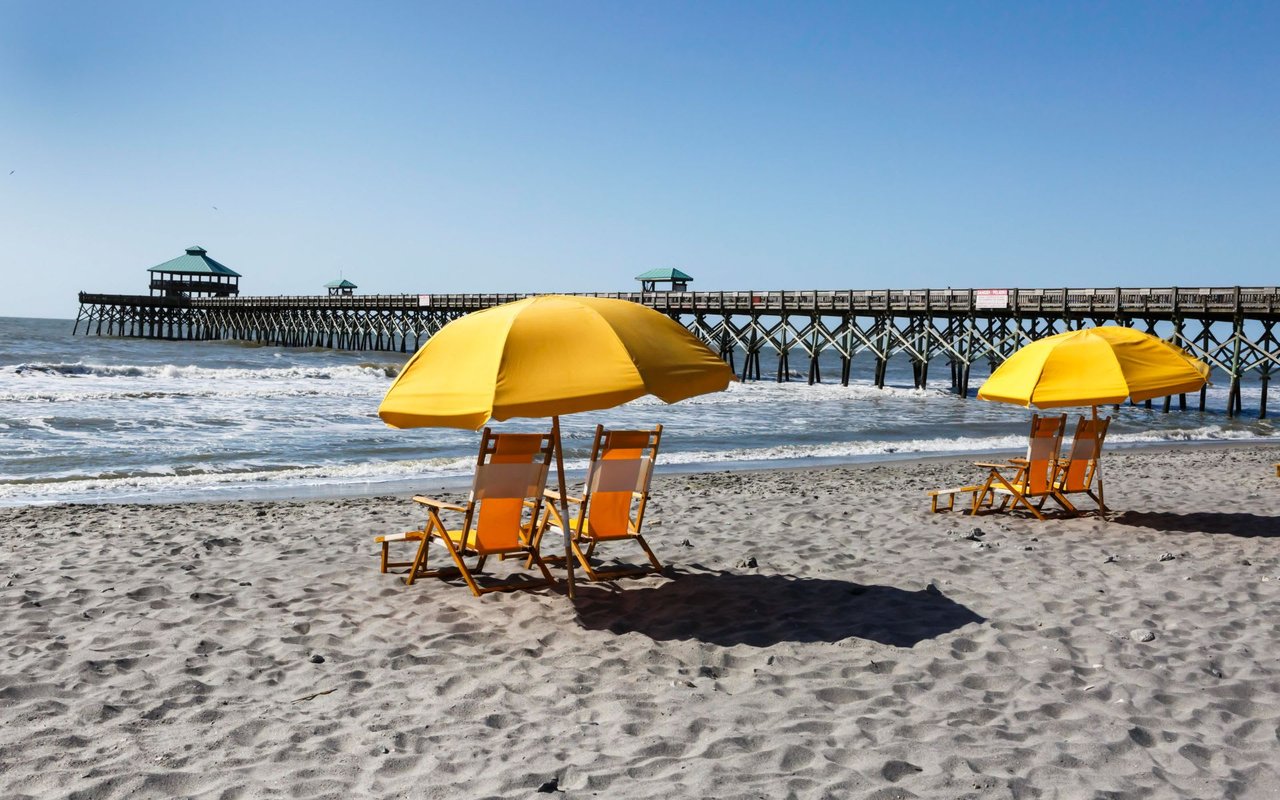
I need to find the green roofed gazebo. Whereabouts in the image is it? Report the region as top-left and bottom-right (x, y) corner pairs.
(148, 246), (241, 298)
(636, 267), (693, 292)
(325, 278), (358, 297)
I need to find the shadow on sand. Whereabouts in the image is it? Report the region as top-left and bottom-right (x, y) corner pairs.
(1111, 510), (1280, 538)
(572, 568), (985, 648)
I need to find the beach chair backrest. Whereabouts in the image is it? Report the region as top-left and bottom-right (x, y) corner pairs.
(469, 430), (552, 551)
(585, 426), (661, 538)
(1059, 416), (1110, 492)
(1024, 414), (1066, 494)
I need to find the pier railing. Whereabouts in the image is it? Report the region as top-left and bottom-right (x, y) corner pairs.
(114, 286), (1279, 317)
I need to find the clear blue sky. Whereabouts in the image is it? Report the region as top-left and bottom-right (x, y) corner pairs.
(2, 1), (1276, 319)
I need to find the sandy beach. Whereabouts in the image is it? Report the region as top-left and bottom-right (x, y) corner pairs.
(3, 443), (1280, 799)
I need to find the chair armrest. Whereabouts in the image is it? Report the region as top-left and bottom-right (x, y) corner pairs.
(974, 462), (1019, 470)
(412, 496), (467, 512)
(544, 488), (585, 504)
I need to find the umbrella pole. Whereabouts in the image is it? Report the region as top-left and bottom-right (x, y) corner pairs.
(1092, 404), (1106, 521)
(552, 415), (576, 599)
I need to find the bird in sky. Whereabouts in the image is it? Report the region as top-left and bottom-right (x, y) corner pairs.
(212, 206), (218, 210)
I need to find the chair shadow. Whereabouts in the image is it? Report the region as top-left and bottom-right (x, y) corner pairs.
(572, 568), (985, 648)
(1111, 510), (1280, 538)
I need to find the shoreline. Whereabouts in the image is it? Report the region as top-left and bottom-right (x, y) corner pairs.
(7, 436), (1277, 509)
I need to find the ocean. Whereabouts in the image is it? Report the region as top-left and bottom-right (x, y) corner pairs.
(1, 315), (1274, 506)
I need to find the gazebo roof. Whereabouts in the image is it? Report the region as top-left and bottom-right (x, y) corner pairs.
(635, 267), (693, 282)
(325, 279), (358, 289)
(147, 246), (241, 277)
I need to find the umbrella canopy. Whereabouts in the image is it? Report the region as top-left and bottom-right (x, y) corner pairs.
(380, 295), (734, 429)
(977, 326), (1210, 409)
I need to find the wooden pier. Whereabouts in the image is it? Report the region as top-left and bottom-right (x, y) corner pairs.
(75, 286), (1280, 417)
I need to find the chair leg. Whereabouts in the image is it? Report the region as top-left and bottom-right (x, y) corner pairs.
(403, 514), (469, 589)
(380, 542), (389, 574)
(527, 507), (568, 568)
(404, 535), (430, 586)
(570, 536), (600, 581)
(526, 548), (557, 586)
(1017, 494), (1046, 520)
(969, 490), (985, 516)
(635, 535), (663, 572)
(970, 475), (997, 515)
(573, 536), (662, 581)
(1003, 485), (1046, 521)
(1051, 491), (1078, 515)
(984, 472), (1047, 520)
(433, 535), (484, 597)
(472, 551), (556, 595)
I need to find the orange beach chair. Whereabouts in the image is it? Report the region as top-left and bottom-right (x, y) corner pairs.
(540, 425), (664, 581)
(376, 429), (557, 596)
(1053, 415), (1111, 515)
(973, 413), (1070, 519)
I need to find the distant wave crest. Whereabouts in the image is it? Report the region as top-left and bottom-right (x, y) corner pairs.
(10, 361), (399, 380)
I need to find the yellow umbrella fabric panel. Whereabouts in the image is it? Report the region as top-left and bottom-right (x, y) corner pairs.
(977, 327), (1210, 409)
(377, 302), (515, 430)
(378, 296), (734, 429)
(492, 299), (654, 420)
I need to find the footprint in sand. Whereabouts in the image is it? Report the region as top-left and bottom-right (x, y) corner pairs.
(881, 760), (923, 782)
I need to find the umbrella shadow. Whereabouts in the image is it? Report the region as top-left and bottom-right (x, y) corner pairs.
(1111, 510), (1280, 538)
(572, 568), (985, 648)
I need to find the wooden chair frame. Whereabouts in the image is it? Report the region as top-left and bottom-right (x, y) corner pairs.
(1053, 414), (1110, 515)
(538, 424), (664, 582)
(377, 428), (557, 596)
(928, 484), (996, 513)
(972, 413), (1073, 520)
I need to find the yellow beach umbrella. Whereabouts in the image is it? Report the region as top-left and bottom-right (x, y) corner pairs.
(977, 327), (1209, 517)
(977, 326), (1210, 410)
(379, 295), (735, 596)
(380, 295), (733, 428)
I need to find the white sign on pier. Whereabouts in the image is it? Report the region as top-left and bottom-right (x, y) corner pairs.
(974, 289), (1009, 309)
